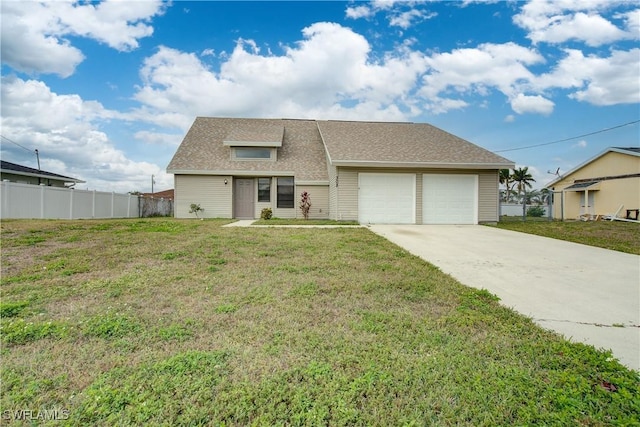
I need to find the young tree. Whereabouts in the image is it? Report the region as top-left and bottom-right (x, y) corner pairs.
(299, 191), (311, 220)
(499, 169), (513, 202)
(512, 167), (536, 219)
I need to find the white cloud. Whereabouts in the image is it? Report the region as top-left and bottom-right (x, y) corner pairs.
(389, 9), (436, 29)
(420, 42), (544, 107)
(533, 48), (640, 105)
(0, 0), (165, 77)
(0, 76), (169, 192)
(345, 5), (374, 19)
(346, 1), (433, 29)
(504, 114), (516, 122)
(510, 93), (555, 115)
(134, 131), (183, 147)
(132, 23), (429, 126)
(424, 97), (469, 115)
(572, 140), (588, 148)
(514, 0), (636, 46)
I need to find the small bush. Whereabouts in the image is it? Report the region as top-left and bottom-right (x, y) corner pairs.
(527, 205), (546, 217)
(1, 318), (69, 345)
(189, 203), (204, 219)
(0, 300), (29, 317)
(261, 208), (273, 220)
(83, 312), (141, 339)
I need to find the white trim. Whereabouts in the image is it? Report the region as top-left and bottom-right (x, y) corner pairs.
(223, 140), (282, 147)
(295, 180), (329, 186)
(332, 160), (513, 169)
(168, 170), (296, 176)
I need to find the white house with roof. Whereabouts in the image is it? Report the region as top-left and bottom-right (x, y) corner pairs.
(167, 118), (514, 224)
(1, 160), (84, 187)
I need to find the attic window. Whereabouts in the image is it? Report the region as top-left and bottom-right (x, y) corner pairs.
(233, 147), (273, 160)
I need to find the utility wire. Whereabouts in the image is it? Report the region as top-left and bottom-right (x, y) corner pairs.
(495, 119), (640, 153)
(0, 134), (34, 153)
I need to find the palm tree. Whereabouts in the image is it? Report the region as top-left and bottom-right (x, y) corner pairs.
(499, 169), (513, 202)
(512, 167), (536, 219)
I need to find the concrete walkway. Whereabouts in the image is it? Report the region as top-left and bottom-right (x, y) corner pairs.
(368, 225), (640, 371)
(222, 220), (363, 229)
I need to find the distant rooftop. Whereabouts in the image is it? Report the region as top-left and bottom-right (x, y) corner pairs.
(1, 160), (85, 183)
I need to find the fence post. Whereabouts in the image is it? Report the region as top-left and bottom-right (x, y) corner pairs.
(2, 181), (9, 218)
(69, 188), (74, 219)
(40, 184), (46, 219)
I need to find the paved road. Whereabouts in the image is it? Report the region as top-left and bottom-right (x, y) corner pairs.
(368, 225), (640, 372)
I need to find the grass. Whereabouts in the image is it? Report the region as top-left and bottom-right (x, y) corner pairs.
(1, 218), (639, 425)
(252, 218), (360, 226)
(494, 217), (640, 255)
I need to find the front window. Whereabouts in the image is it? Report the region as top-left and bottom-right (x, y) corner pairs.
(234, 147), (272, 160)
(277, 177), (294, 208)
(258, 178), (271, 202)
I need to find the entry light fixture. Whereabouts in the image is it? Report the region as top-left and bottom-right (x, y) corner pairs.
(224, 179), (228, 185)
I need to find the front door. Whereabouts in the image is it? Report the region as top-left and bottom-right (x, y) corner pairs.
(234, 179), (255, 219)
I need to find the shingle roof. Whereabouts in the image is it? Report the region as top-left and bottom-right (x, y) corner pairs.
(317, 120), (513, 167)
(167, 118), (329, 181)
(167, 118), (514, 179)
(0, 160), (84, 183)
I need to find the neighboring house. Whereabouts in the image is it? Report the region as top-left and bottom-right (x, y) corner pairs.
(1, 160), (84, 187)
(142, 189), (174, 200)
(167, 118), (514, 224)
(545, 147), (640, 220)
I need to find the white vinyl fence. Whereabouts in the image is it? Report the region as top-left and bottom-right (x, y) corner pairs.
(500, 203), (549, 217)
(1, 181), (139, 219)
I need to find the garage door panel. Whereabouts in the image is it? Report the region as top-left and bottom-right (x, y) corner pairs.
(359, 173), (415, 224)
(423, 174), (477, 224)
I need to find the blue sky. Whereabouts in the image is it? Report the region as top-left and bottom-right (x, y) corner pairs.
(1, 0), (638, 193)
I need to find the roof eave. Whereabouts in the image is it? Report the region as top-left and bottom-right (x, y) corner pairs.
(331, 160), (515, 169)
(167, 169), (296, 176)
(222, 140), (282, 147)
(1, 169), (85, 183)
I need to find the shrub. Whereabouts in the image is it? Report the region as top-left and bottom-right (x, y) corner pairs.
(299, 191), (311, 220)
(189, 203), (204, 219)
(261, 208), (273, 220)
(527, 205), (545, 217)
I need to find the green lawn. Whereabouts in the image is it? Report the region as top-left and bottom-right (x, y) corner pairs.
(1, 219), (638, 425)
(252, 218), (360, 226)
(494, 218), (640, 255)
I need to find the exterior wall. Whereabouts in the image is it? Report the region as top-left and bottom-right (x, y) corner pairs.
(336, 168), (359, 221)
(553, 177), (640, 219)
(175, 175), (330, 220)
(174, 175), (232, 218)
(478, 171), (500, 222)
(335, 167), (500, 223)
(549, 153), (640, 219)
(1, 172), (68, 187)
(296, 185), (329, 219)
(327, 164), (338, 221)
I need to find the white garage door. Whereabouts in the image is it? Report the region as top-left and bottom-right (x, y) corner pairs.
(423, 174), (478, 224)
(359, 173), (415, 224)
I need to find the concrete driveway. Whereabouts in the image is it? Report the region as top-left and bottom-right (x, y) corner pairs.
(368, 225), (640, 372)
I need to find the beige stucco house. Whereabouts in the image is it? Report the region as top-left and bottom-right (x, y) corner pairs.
(167, 118), (514, 224)
(1, 160), (84, 187)
(545, 147), (640, 220)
